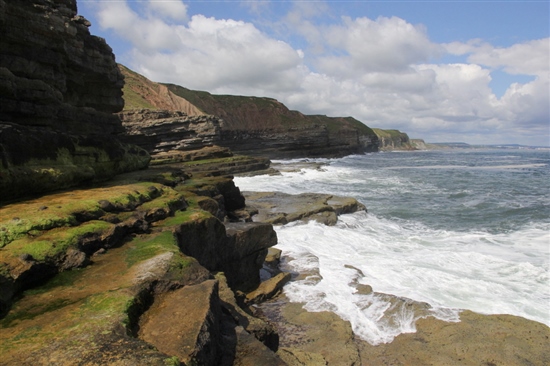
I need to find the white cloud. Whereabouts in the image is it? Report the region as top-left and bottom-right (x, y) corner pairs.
(322, 16), (442, 73)
(147, 0), (188, 22)
(89, 0), (549, 145)
(445, 38), (550, 75)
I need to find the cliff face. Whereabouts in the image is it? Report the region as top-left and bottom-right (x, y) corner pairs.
(373, 128), (417, 151)
(119, 110), (222, 154)
(120, 64), (204, 115)
(118, 65), (379, 158)
(0, 0), (149, 202)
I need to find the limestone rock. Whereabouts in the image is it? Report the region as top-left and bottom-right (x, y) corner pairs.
(233, 326), (287, 366)
(174, 217), (277, 291)
(138, 280), (222, 365)
(0, 0), (149, 201)
(118, 109), (223, 153)
(243, 191), (366, 226)
(246, 272), (292, 305)
(0, 0), (124, 130)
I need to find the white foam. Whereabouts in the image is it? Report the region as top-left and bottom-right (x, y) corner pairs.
(273, 215), (549, 344)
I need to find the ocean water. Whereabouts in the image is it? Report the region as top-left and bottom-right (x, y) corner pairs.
(234, 148), (550, 345)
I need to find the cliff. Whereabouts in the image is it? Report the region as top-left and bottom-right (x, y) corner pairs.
(373, 128), (417, 151)
(0, 0), (149, 202)
(119, 65), (379, 158)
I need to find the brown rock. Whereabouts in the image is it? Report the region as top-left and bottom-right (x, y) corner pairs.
(243, 191), (366, 226)
(215, 272), (279, 351)
(138, 280), (222, 365)
(246, 272), (292, 305)
(357, 310), (550, 366)
(233, 326), (287, 366)
(260, 297), (362, 366)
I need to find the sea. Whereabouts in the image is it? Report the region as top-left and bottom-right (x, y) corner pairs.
(234, 148), (550, 345)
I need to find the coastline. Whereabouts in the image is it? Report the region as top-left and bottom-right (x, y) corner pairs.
(239, 160), (550, 365)
(0, 153), (548, 365)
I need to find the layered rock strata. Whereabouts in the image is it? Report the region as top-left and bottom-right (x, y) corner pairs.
(0, 153), (285, 365)
(118, 109), (222, 154)
(0, 0), (149, 202)
(118, 65), (380, 158)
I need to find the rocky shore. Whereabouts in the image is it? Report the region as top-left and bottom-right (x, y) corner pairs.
(1, 153), (549, 365)
(1, 1), (548, 365)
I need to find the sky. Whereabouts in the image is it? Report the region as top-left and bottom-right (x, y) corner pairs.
(78, 0), (550, 146)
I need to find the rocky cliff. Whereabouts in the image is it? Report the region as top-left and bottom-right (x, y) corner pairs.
(119, 65), (379, 158)
(373, 128), (417, 151)
(118, 110), (222, 154)
(0, 0), (149, 202)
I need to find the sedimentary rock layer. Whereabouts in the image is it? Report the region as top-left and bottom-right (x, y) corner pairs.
(0, 0), (149, 202)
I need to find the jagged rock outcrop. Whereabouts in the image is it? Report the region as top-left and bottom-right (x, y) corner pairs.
(174, 218), (277, 292)
(0, 0), (149, 202)
(118, 109), (222, 153)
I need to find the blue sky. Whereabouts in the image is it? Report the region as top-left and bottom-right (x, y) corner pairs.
(78, 0), (549, 146)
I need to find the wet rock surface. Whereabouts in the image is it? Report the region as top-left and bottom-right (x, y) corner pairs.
(357, 310), (550, 366)
(243, 191), (366, 226)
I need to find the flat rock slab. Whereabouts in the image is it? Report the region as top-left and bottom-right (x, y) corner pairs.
(357, 310), (550, 366)
(260, 295), (362, 366)
(243, 191), (366, 226)
(138, 279), (221, 365)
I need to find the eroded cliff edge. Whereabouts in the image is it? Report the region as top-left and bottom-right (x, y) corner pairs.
(119, 64), (380, 159)
(0, 0), (149, 202)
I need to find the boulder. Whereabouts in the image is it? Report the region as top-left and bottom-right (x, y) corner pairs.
(174, 217), (277, 291)
(138, 280), (222, 365)
(246, 272), (292, 305)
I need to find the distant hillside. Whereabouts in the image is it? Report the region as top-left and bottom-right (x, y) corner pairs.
(120, 64), (203, 116)
(118, 65), (380, 157)
(163, 82), (376, 136)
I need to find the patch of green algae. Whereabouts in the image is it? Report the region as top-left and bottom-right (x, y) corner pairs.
(0, 232), (180, 360)
(138, 188), (184, 212)
(0, 182), (165, 248)
(125, 231), (178, 267)
(4, 220), (113, 261)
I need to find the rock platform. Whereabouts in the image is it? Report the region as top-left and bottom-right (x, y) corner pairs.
(0, 150), (284, 365)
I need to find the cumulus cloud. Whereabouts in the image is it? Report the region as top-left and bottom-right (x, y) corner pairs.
(147, 0), (188, 22)
(88, 0), (549, 145)
(322, 16), (442, 73)
(446, 38), (549, 75)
